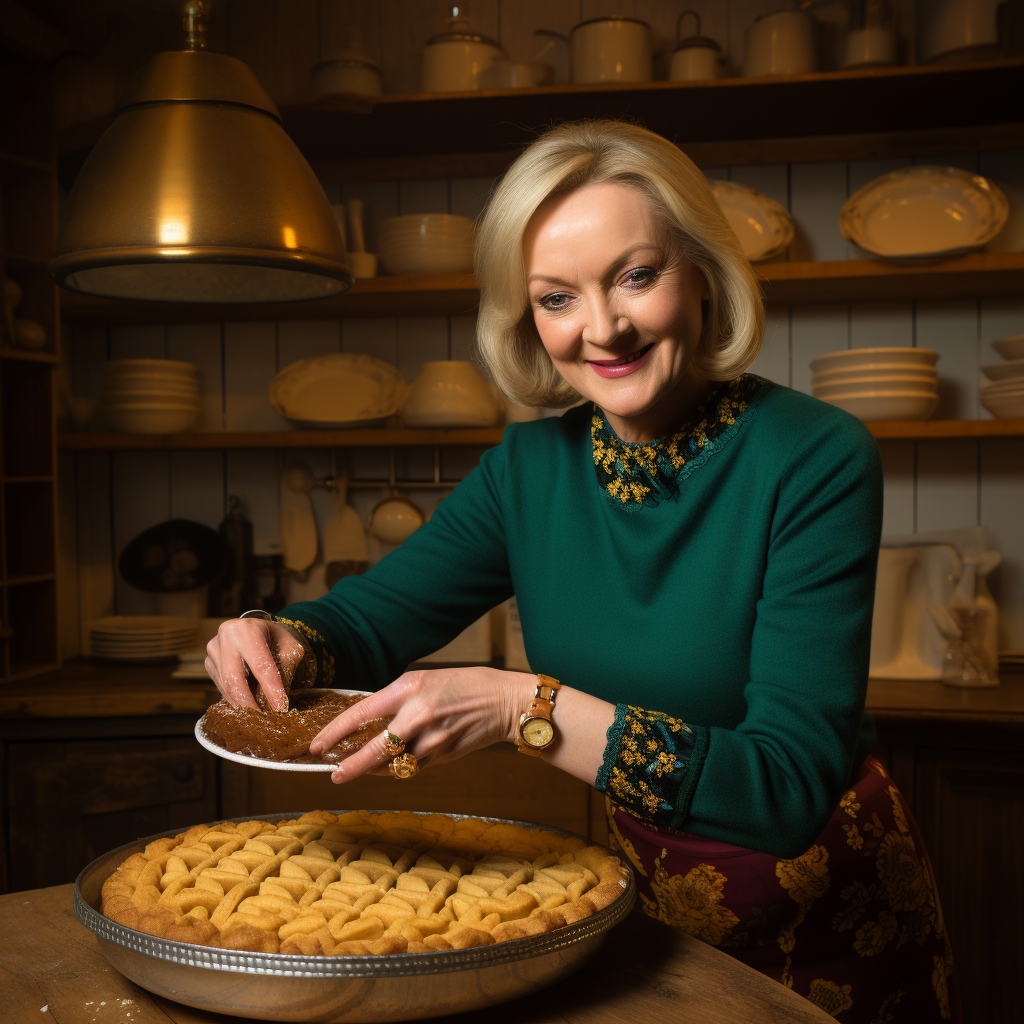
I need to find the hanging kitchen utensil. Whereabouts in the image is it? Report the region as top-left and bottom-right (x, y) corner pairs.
(118, 519), (226, 593)
(208, 495), (258, 616)
(279, 465), (319, 575)
(49, 0), (351, 303)
(323, 474), (370, 589)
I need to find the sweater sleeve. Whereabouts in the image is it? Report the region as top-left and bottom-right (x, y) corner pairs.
(275, 434), (515, 688)
(596, 410), (883, 858)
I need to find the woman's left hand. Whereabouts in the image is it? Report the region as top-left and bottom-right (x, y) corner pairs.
(309, 666), (536, 783)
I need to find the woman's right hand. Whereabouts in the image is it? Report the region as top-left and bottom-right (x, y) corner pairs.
(205, 617), (306, 712)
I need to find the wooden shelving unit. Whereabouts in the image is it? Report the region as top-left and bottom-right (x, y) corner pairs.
(59, 59), (1024, 173)
(56, 253), (1024, 325)
(55, 419), (1024, 452)
(57, 427), (506, 450)
(1, 62), (60, 684)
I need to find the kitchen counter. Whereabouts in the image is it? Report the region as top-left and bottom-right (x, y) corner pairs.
(1, 884), (835, 1024)
(3, 659), (1023, 723)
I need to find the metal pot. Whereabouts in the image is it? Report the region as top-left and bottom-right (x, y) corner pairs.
(670, 10), (721, 81)
(422, 8), (506, 92)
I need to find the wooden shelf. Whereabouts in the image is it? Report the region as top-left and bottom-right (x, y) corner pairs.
(868, 419), (1024, 439)
(0, 150), (51, 172)
(58, 60), (1024, 169)
(2, 251), (49, 268)
(58, 427), (506, 451)
(0, 348), (58, 363)
(58, 254), (1024, 324)
(59, 273), (479, 324)
(5, 574), (57, 586)
(760, 253), (1024, 304)
(55, 421), (1024, 452)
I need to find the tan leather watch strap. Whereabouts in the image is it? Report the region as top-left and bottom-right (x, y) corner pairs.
(517, 674), (561, 755)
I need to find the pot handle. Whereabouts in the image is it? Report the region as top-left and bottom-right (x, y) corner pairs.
(532, 29), (570, 83)
(677, 10), (701, 42)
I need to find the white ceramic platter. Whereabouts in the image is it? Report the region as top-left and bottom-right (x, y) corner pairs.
(195, 688), (374, 772)
(710, 180), (794, 262)
(839, 166), (1008, 259)
(269, 353), (409, 428)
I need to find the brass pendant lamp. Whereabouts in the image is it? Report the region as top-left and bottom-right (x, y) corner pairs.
(49, 2), (351, 303)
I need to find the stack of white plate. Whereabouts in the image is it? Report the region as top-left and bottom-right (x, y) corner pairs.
(101, 359), (201, 434)
(810, 348), (939, 422)
(378, 214), (475, 275)
(980, 335), (1024, 420)
(89, 616), (199, 662)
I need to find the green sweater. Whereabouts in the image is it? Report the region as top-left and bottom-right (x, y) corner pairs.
(281, 376), (883, 859)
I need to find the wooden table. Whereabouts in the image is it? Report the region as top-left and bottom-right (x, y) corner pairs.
(1, 885), (834, 1024)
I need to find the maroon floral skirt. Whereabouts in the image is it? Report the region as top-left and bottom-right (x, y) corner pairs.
(606, 757), (961, 1023)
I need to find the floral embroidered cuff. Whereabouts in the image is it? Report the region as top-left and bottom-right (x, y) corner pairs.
(277, 617), (337, 688)
(595, 705), (710, 831)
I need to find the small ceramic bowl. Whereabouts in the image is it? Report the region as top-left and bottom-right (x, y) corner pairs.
(13, 319), (47, 350)
(810, 348), (939, 374)
(369, 494), (424, 545)
(378, 215), (475, 275)
(403, 361), (501, 428)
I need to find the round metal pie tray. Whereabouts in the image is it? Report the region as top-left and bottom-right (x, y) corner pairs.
(74, 810), (636, 1023)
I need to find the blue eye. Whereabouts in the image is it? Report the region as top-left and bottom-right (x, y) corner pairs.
(624, 267), (657, 286)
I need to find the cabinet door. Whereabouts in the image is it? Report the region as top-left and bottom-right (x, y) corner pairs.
(7, 736), (217, 891)
(914, 747), (1024, 1024)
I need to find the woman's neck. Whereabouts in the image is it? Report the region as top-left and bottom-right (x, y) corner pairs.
(603, 372), (714, 444)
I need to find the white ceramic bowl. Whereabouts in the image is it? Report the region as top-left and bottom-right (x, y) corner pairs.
(378, 214), (475, 275)
(810, 347), (939, 374)
(814, 377), (938, 397)
(402, 360), (501, 428)
(369, 495), (424, 545)
(818, 391), (939, 422)
(992, 335), (1024, 361)
(103, 405), (200, 434)
(980, 391), (1024, 419)
(813, 364), (937, 384)
(981, 359), (1024, 382)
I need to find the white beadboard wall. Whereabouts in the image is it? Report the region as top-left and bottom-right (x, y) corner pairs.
(56, 0), (1024, 659)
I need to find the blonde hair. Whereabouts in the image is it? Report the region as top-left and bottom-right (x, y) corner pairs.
(475, 120), (764, 408)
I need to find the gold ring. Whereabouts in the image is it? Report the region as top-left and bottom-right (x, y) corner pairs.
(382, 730), (405, 757)
(389, 752), (419, 779)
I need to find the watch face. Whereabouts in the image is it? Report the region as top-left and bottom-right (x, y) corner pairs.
(521, 716), (554, 748)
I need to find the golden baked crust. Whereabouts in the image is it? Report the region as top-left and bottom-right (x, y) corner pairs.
(100, 810), (629, 956)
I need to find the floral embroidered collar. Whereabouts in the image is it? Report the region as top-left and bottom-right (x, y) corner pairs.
(591, 374), (768, 508)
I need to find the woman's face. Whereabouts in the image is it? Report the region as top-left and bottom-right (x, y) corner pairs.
(523, 181), (709, 442)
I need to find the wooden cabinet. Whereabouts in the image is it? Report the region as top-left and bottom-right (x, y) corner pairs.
(870, 678), (1024, 1024)
(0, 62), (60, 683)
(914, 746), (1024, 1024)
(4, 731), (217, 892)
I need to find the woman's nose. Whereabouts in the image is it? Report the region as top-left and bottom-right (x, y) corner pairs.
(580, 295), (631, 349)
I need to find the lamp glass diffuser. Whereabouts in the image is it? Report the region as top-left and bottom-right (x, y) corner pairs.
(50, 50), (351, 303)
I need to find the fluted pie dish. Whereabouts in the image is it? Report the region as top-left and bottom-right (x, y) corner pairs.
(74, 809), (635, 1022)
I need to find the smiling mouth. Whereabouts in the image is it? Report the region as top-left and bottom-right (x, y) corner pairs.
(587, 343), (655, 367)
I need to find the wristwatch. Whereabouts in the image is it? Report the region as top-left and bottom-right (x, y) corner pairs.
(517, 674), (561, 755)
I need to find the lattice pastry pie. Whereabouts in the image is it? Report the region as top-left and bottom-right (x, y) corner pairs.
(101, 809), (629, 956)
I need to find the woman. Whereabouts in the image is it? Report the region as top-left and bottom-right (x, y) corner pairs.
(207, 121), (959, 1023)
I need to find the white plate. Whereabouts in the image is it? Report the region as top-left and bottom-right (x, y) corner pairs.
(810, 347), (939, 373)
(981, 359), (1024, 382)
(814, 377), (938, 397)
(980, 392), (1024, 419)
(839, 166), (1008, 259)
(710, 180), (794, 263)
(195, 688), (374, 772)
(981, 379), (1024, 395)
(88, 615), (197, 634)
(270, 353), (409, 428)
(819, 391), (938, 422)
(992, 336), (1024, 361)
